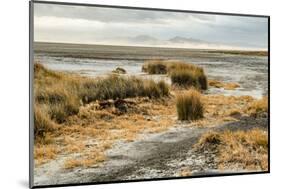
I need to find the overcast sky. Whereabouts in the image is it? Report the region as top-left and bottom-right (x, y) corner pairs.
(34, 3), (268, 50)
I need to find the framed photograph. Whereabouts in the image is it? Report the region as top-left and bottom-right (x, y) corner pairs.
(29, 1), (270, 188)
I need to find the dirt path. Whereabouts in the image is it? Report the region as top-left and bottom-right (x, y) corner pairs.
(34, 116), (267, 186)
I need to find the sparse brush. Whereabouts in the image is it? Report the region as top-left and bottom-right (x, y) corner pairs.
(208, 79), (240, 90)
(34, 105), (57, 143)
(176, 89), (204, 120)
(246, 96), (268, 117)
(79, 75), (169, 103)
(195, 129), (268, 171)
(142, 60), (207, 90)
(142, 60), (167, 74)
(34, 63), (170, 128)
(171, 69), (207, 90)
(157, 80), (170, 96)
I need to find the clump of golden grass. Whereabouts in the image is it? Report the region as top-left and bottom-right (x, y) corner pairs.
(79, 75), (170, 103)
(176, 89), (204, 120)
(171, 69), (207, 89)
(179, 168), (192, 177)
(195, 129), (268, 170)
(246, 96), (268, 117)
(208, 79), (240, 90)
(34, 144), (59, 165)
(34, 63), (170, 142)
(63, 153), (106, 169)
(34, 106), (57, 143)
(142, 59), (168, 74)
(142, 60), (207, 90)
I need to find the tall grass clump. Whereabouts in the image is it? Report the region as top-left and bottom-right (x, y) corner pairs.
(171, 69), (207, 90)
(79, 75), (170, 103)
(142, 60), (207, 90)
(142, 60), (168, 74)
(34, 63), (170, 137)
(176, 89), (204, 120)
(246, 96), (268, 117)
(34, 105), (57, 143)
(195, 129), (268, 170)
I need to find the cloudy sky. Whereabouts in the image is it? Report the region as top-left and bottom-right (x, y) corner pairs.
(34, 3), (268, 50)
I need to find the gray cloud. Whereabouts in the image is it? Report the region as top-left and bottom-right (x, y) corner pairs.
(34, 3), (214, 24)
(34, 3), (268, 50)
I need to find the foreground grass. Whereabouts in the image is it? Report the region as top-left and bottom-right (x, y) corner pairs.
(246, 96), (268, 118)
(176, 89), (204, 120)
(34, 63), (169, 143)
(142, 60), (207, 90)
(33, 64), (268, 171)
(195, 129), (268, 170)
(208, 79), (240, 90)
(34, 63), (172, 167)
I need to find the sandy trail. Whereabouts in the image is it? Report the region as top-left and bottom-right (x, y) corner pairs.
(34, 115), (267, 186)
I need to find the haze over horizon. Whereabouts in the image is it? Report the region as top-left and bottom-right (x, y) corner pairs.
(34, 3), (268, 50)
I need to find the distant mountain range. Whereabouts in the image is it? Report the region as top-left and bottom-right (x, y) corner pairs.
(99, 35), (262, 50)
(168, 36), (205, 44)
(125, 35), (217, 47)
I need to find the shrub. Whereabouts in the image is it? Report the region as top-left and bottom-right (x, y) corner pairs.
(246, 96), (268, 117)
(171, 69), (207, 90)
(34, 106), (56, 142)
(79, 75), (169, 103)
(34, 63), (170, 127)
(142, 60), (207, 90)
(157, 80), (170, 96)
(142, 60), (167, 74)
(195, 129), (268, 170)
(176, 89), (204, 120)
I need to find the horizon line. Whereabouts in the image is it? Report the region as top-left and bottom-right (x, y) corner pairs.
(34, 41), (268, 52)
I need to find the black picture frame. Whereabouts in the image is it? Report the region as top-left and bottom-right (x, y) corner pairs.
(29, 1), (270, 188)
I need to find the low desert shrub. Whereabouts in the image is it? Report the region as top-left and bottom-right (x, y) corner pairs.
(34, 63), (170, 129)
(246, 96), (268, 117)
(176, 89), (204, 120)
(195, 129), (268, 170)
(142, 60), (167, 74)
(171, 68), (207, 90)
(34, 106), (57, 142)
(142, 60), (207, 90)
(79, 75), (170, 103)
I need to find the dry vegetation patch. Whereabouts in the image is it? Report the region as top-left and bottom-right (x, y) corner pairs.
(33, 63), (268, 172)
(142, 60), (207, 90)
(208, 79), (240, 90)
(246, 96), (268, 118)
(33, 63), (175, 167)
(195, 129), (268, 171)
(34, 63), (170, 141)
(176, 89), (204, 121)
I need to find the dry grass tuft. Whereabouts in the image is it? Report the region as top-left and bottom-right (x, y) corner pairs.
(171, 69), (207, 89)
(142, 60), (207, 90)
(195, 129), (268, 171)
(176, 89), (204, 120)
(246, 97), (268, 117)
(208, 79), (240, 90)
(34, 63), (170, 143)
(34, 144), (59, 165)
(179, 168), (192, 177)
(63, 153), (106, 169)
(34, 106), (57, 143)
(142, 59), (168, 74)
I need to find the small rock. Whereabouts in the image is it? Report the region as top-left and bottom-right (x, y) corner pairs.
(112, 67), (126, 74)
